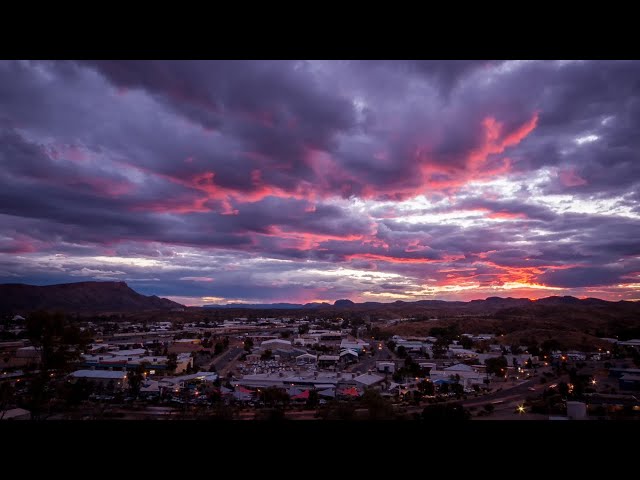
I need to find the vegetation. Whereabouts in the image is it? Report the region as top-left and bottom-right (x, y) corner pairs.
(484, 356), (508, 377)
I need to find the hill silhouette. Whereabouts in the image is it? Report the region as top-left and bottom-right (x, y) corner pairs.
(0, 281), (184, 313)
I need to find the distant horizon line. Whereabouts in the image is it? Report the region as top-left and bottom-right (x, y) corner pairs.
(195, 295), (637, 308)
(2, 280), (637, 307)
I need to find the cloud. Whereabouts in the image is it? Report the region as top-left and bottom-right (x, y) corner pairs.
(1, 60), (640, 303)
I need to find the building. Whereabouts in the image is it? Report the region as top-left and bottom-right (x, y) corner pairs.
(340, 339), (369, 352)
(618, 339), (640, 348)
(80, 352), (192, 374)
(295, 353), (317, 366)
(376, 361), (396, 374)
(318, 355), (340, 369)
(70, 370), (128, 390)
(237, 371), (358, 390)
(339, 349), (359, 365)
(608, 367), (640, 379)
(619, 374), (640, 391)
(260, 339), (293, 351)
(0, 408), (30, 420)
(566, 401), (587, 420)
(429, 363), (485, 389)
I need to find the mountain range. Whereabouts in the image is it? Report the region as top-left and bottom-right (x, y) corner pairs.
(0, 280), (632, 315)
(203, 295), (620, 310)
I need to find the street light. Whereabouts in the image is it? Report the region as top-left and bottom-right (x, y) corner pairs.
(517, 405), (525, 414)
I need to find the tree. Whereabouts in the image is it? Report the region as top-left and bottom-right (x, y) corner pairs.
(26, 310), (89, 372)
(260, 349), (273, 361)
(63, 378), (95, 407)
(298, 324), (310, 335)
(432, 338), (450, 359)
(306, 389), (319, 408)
(361, 389), (394, 420)
(485, 356), (508, 377)
(418, 380), (435, 396)
(421, 403), (471, 421)
(557, 381), (569, 397)
(258, 386), (290, 407)
(23, 311), (92, 419)
(166, 353), (178, 373)
(0, 382), (15, 417)
(243, 338), (254, 352)
(460, 336), (473, 350)
(127, 365), (145, 396)
(396, 346), (408, 358)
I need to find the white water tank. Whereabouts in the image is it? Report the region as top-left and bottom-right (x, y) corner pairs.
(566, 401), (587, 420)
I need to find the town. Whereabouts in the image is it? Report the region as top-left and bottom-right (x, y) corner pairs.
(2, 309), (639, 421)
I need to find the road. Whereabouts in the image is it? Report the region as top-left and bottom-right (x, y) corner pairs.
(460, 376), (540, 407)
(210, 346), (244, 376)
(349, 342), (395, 374)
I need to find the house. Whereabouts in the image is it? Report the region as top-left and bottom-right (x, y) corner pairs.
(339, 349), (359, 365)
(444, 363), (477, 373)
(140, 380), (161, 396)
(354, 373), (385, 389)
(376, 361), (396, 374)
(417, 361), (436, 372)
(340, 339), (369, 352)
(566, 351), (587, 361)
(395, 340), (424, 352)
(450, 348), (478, 359)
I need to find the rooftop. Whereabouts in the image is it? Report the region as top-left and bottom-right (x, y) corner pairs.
(71, 370), (127, 379)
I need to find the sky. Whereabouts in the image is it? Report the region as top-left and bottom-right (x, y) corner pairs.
(1, 60), (640, 306)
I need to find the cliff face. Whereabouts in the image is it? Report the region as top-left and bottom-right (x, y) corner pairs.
(0, 281), (183, 313)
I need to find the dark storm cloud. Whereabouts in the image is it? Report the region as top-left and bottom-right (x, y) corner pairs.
(537, 266), (630, 288)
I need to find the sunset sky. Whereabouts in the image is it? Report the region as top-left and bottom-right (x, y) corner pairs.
(1, 60), (639, 306)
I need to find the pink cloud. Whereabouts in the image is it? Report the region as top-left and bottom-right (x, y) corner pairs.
(558, 167), (587, 187)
